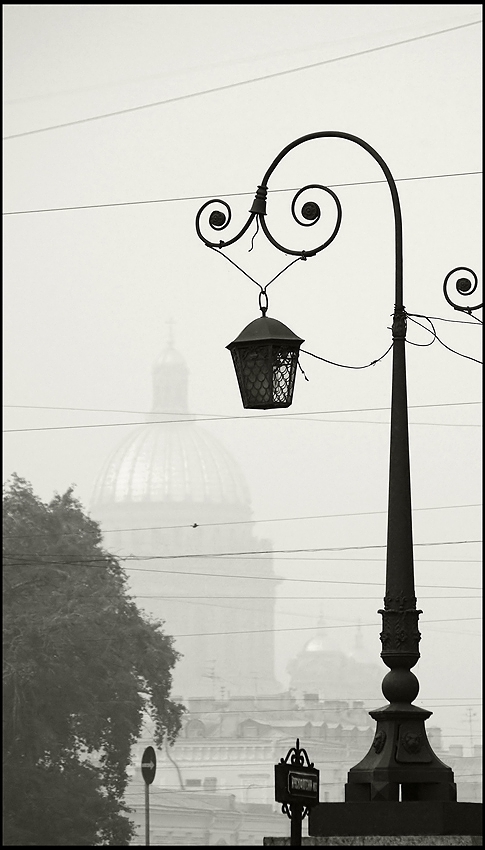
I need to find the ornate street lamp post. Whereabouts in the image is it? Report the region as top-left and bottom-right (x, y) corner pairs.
(195, 133), (481, 825)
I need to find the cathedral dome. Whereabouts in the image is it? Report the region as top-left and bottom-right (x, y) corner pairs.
(91, 343), (250, 507)
(92, 420), (249, 506)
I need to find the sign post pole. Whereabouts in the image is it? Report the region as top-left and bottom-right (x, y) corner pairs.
(145, 781), (150, 847)
(290, 803), (303, 847)
(141, 746), (157, 847)
(274, 739), (319, 848)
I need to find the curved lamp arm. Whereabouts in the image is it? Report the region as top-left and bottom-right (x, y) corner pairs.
(196, 131), (404, 311)
(259, 132), (404, 311)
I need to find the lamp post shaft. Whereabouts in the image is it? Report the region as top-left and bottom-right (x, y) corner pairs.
(387, 325), (414, 602)
(260, 133), (421, 672)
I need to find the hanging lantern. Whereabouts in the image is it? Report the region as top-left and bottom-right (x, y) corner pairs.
(226, 316), (304, 409)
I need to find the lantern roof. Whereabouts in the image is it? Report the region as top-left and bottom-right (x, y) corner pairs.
(226, 315), (304, 349)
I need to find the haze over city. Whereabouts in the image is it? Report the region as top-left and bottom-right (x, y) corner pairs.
(3, 1), (482, 772)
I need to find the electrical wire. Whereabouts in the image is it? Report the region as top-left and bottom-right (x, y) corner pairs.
(415, 313), (483, 326)
(149, 705), (484, 713)
(2, 553), (481, 590)
(125, 772), (484, 798)
(5, 20), (482, 109)
(3, 537), (482, 567)
(4, 417), (481, 433)
(4, 563), (482, 595)
(3, 409), (482, 433)
(2, 617), (478, 643)
(300, 344), (393, 370)
(406, 314), (483, 364)
(141, 619), (485, 639)
(136, 594), (480, 601)
(3, 400), (481, 438)
(2, 501), (481, 539)
(3, 20), (480, 142)
(126, 591), (481, 629)
(3, 400), (480, 415)
(2, 170), (482, 216)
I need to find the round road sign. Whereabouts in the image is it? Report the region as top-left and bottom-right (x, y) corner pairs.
(141, 746), (157, 785)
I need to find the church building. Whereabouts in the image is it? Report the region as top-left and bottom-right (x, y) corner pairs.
(90, 339), (280, 699)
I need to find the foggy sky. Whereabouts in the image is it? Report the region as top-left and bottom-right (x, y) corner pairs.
(3, 4), (482, 753)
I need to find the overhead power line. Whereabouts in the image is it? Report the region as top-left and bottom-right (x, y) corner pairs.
(2, 170), (482, 216)
(135, 702), (482, 716)
(3, 400), (482, 415)
(138, 593), (480, 601)
(3, 554), (480, 590)
(3, 406), (482, 433)
(3, 557), (482, 578)
(6, 540), (482, 564)
(3, 418), (481, 434)
(168, 617), (483, 639)
(2, 502), (481, 539)
(3, 19), (480, 141)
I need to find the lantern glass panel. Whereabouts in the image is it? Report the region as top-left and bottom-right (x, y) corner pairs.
(232, 343), (299, 409)
(273, 348), (298, 405)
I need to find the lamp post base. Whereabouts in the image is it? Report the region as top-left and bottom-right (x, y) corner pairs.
(306, 801), (482, 840)
(344, 703), (457, 802)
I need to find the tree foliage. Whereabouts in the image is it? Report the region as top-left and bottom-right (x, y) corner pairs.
(3, 475), (184, 845)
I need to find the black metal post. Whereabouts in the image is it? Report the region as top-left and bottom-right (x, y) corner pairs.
(144, 781), (150, 846)
(290, 804), (303, 846)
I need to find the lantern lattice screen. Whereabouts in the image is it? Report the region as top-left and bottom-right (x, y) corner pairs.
(232, 345), (299, 409)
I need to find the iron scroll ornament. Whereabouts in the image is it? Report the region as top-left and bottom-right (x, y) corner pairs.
(196, 181), (342, 257)
(196, 130), (405, 308)
(443, 266), (482, 314)
(196, 131), (481, 322)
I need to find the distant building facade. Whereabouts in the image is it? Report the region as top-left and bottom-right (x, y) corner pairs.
(137, 692), (375, 804)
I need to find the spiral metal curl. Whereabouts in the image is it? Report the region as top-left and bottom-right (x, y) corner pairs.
(443, 266), (482, 314)
(290, 185), (341, 231)
(195, 198), (256, 249)
(281, 802), (311, 822)
(195, 183), (342, 257)
(258, 183), (342, 256)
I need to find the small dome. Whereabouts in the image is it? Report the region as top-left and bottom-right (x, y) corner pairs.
(305, 637), (327, 653)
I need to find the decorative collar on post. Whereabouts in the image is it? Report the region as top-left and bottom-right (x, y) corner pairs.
(249, 185), (268, 216)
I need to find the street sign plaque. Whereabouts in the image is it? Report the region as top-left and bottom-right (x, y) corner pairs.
(141, 746), (157, 785)
(274, 740), (319, 846)
(275, 762), (320, 807)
